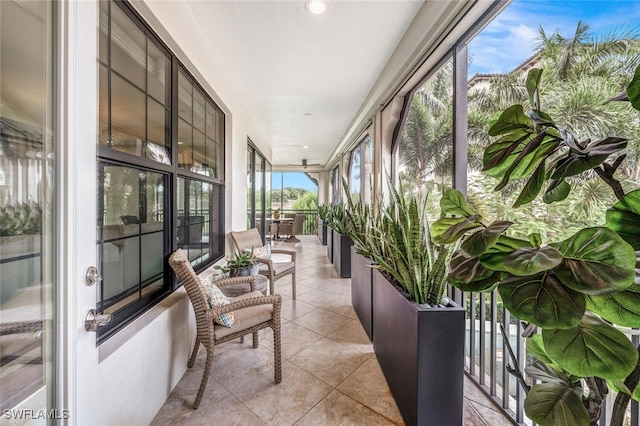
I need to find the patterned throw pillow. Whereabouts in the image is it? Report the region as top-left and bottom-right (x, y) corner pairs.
(201, 280), (234, 327)
(248, 244), (271, 259)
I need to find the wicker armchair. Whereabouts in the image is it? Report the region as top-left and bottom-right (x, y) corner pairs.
(230, 228), (297, 299)
(278, 213), (305, 242)
(168, 249), (282, 409)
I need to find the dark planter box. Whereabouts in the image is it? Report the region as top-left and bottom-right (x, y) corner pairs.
(317, 219), (328, 245)
(372, 269), (465, 426)
(351, 247), (374, 341)
(332, 230), (353, 278)
(326, 226), (334, 263)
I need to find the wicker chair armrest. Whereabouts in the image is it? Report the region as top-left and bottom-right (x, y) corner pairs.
(213, 294), (282, 316)
(270, 249), (297, 262)
(255, 256), (271, 265)
(214, 275), (256, 292)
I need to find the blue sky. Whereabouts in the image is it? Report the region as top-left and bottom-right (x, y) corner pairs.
(271, 172), (318, 192)
(468, 0), (640, 75)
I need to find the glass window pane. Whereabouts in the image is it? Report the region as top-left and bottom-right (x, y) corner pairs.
(349, 147), (361, 200)
(193, 130), (206, 174)
(99, 64), (109, 146)
(206, 101), (216, 138)
(99, 0), (108, 63)
(146, 97), (169, 164)
(178, 118), (193, 170)
(99, 166), (166, 315)
(193, 90), (205, 132)
(0, 0), (53, 411)
(110, 4), (146, 89)
(204, 137), (216, 177)
(363, 138), (373, 204)
(147, 41), (167, 104)
(396, 57), (453, 220)
(178, 71), (192, 124)
(111, 73), (145, 156)
(177, 178), (217, 266)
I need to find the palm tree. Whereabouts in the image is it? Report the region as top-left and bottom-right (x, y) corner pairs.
(398, 60), (453, 191)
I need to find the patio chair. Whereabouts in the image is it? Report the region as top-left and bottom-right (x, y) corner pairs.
(230, 228), (297, 299)
(278, 213), (305, 242)
(168, 249), (282, 409)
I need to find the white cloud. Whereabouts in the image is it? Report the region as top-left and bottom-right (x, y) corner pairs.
(467, 0), (640, 76)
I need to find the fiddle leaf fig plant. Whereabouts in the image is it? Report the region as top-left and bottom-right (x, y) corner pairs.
(433, 67), (640, 426)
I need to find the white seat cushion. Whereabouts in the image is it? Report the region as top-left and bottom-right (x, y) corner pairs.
(214, 291), (273, 340)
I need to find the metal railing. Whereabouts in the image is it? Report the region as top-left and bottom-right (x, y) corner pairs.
(273, 209), (318, 235)
(453, 287), (640, 426)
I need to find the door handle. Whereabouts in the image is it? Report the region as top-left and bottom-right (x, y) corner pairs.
(85, 309), (112, 332)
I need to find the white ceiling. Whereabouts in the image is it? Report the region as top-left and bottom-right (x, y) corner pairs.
(187, 0), (425, 170)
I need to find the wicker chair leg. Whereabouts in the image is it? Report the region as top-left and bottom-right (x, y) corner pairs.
(188, 337), (200, 368)
(291, 272), (296, 300)
(193, 346), (214, 409)
(269, 277), (275, 296)
(273, 324), (282, 383)
(252, 331), (259, 348)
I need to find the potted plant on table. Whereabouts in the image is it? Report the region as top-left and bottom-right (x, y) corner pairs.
(215, 250), (259, 277)
(363, 176), (464, 426)
(433, 67), (640, 425)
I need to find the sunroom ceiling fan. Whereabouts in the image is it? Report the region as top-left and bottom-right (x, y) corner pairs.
(284, 159), (322, 169)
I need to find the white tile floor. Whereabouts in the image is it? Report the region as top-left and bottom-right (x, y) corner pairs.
(151, 236), (512, 425)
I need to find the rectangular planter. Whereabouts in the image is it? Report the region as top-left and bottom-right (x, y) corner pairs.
(317, 219), (328, 245)
(332, 230), (353, 278)
(351, 247), (374, 341)
(326, 226), (334, 263)
(372, 269), (465, 426)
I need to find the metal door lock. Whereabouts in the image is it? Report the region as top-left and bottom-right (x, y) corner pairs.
(85, 266), (102, 286)
(85, 309), (112, 332)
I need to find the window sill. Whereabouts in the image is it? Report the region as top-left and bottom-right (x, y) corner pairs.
(98, 288), (189, 363)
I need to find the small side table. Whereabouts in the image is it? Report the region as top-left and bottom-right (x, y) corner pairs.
(219, 274), (268, 297)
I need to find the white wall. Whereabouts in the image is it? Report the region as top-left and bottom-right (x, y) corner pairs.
(95, 292), (192, 425)
(76, 2), (279, 424)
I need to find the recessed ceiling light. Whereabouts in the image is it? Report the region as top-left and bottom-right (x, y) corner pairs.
(306, 0), (326, 15)
(303, 145), (309, 149)
(304, 112), (312, 116)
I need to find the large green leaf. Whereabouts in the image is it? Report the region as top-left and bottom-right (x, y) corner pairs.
(503, 246), (563, 276)
(439, 189), (474, 217)
(527, 334), (556, 366)
(499, 272), (585, 328)
(513, 161), (546, 207)
(543, 179), (571, 204)
(527, 109), (556, 127)
(524, 383), (589, 426)
(432, 215), (482, 244)
(494, 130), (549, 190)
(606, 189), (640, 250)
(586, 291), (640, 327)
(490, 136), (559, 187)
(478, 235), (531, 272)
(461, 221), (512, 257)
(525, 68), (543, 106)
(552, 227), (636, 294)
(550, 137), (627, 179)
(543, 313), (639, 379)
(483, 132), (532, 176)
(487, 104), (532, 137)
(447, 253), (501, 292)
(627, 64), (640, 111)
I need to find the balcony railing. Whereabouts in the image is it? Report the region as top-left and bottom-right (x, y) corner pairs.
(454, 286), (640, 426)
